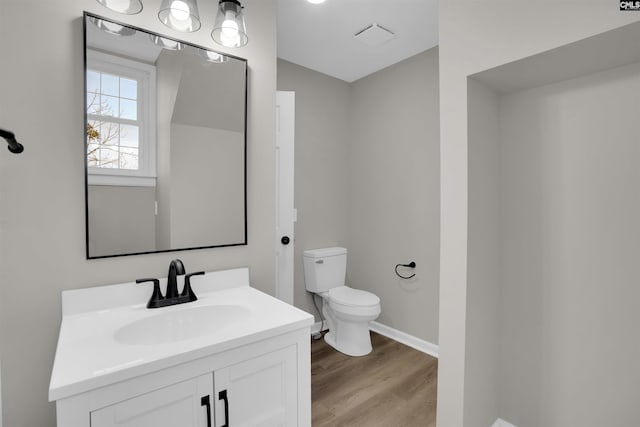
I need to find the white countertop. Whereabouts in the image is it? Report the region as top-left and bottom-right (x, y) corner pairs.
(49, 268), (313, 401)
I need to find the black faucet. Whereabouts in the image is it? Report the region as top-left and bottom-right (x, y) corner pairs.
(166, 259), (185, 299)
(136, 259), (205, 309)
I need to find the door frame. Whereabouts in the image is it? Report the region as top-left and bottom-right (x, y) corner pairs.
(275, 91), (295, 305)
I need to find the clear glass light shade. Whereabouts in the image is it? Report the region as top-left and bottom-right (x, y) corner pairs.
(211, 0), (248, 48)
(149, 35), (185, 51)
(90, 17), (137, 36)
(95, 0), (143, 14)
(158, 0), (201, 32)
(199, 49), (230, 63)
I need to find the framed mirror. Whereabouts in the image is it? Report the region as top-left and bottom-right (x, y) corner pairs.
(83, 12), (247, 259)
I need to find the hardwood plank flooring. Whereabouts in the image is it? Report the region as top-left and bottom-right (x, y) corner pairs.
(311, 331), (438, 427)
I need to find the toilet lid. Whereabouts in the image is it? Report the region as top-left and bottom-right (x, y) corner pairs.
(329, 286), (380, 307)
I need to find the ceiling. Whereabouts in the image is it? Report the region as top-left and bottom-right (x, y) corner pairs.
(277, 0), (439, 83)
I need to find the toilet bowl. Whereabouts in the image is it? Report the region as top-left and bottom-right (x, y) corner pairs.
(303, 247), (381, 356)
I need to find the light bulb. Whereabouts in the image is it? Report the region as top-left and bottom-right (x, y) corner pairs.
(222, 11), (239, 38)
(158, 0), (200, 32)
(105, 0), (130, 10)
(100, 0), (142, 14)
(170, 0), (190, 20)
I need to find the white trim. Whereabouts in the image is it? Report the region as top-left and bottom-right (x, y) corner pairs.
(87, 173), (156, 187)
(491, 418), (517, 427)
(310, 320), (439, 358)
(369, 321), (439, 358)
(275, 91), (295, 305)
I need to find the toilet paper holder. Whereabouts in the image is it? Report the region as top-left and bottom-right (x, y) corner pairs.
(395, 262), (416, 279)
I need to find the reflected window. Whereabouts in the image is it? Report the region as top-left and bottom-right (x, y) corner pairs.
(86, 50), (156, 186)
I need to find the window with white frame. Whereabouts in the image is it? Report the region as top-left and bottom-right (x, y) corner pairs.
(86, 50), (156, 186)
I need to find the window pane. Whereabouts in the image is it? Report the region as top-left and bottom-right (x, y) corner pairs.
(86, 60), (150, 175)
(87, 70), (100, 93)
(120, 147), (139, 170)
(101, 73), (118, 96)
(120, 125), (139, 148)
(100, 122), (119, 146)
(100, 95), (118, 117)
(120, 78), (137, 100)
(120, 99), (137, 120)
(87, 142), (99, 167)
(99, 147), (119, 168)
(87, 93), (100, 114)
(87, 121), (101, 144)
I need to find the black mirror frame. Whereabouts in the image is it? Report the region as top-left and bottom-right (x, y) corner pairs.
(83, 12), (248, 259)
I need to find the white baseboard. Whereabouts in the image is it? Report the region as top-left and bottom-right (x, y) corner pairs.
(369, 321), (439, 358)
(492, 418), (517, 427)
(310, 320), (439, 359)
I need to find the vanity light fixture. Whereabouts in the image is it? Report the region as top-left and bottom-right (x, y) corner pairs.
(95, 0), (143, 14)
(211, 0), (248, 48)
(96, 0), (250, 48)
(158, 0), (201, 32)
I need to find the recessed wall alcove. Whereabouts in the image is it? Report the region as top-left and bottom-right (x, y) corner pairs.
(465, 21), (640, 427)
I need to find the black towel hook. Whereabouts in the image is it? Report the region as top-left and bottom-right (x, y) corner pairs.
(395, 261), (416, 279)
(0, 128), (24, 154)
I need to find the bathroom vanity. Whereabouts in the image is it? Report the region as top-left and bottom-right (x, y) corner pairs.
(49, 268), (313, 427)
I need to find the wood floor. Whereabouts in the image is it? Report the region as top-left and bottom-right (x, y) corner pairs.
(311, 331), (438, 427)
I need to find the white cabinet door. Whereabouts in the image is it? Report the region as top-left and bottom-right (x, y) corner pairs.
(214, 346), (298, 427)
(91, 373), (214, 427)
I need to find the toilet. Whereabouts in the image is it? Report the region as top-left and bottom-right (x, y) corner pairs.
(303, 247), (381, 356)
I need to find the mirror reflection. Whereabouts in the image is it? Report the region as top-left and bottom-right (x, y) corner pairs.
(84, 13), (247, 259)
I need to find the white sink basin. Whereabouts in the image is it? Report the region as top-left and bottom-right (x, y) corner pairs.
(114, 304), (251, 345)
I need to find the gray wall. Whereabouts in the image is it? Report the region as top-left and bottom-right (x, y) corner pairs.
(496, 61), (640, 427)
(169, 124), (245, 248)
(277, 48), (440, 344)
(88, 185), (156, 256)
(0, 0), (277, 426)
(437, 3), (640, 425)
(348, 49), (440, 343)
(276, 60), (351, 321)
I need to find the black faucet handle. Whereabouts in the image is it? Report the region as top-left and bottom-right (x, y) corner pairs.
(182, 271), (205, 301)
(136, 278), (164, 308)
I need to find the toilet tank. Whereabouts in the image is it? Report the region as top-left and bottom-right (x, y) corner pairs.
(303, 247), (347, 293)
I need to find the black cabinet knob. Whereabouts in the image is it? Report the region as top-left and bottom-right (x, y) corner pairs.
(281, 236), (290, 245)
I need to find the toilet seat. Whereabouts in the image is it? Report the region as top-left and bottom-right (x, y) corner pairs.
(328, 286), (379, 307)
(326, 286), (381, 318)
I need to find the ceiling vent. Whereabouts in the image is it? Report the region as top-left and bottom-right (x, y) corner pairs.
(354, 23), (395, 47)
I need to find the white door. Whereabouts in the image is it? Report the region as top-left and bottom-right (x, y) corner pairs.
(91, 374), (214, 427)
(213, 346), (298, 427)
(276, 91), (295, 305)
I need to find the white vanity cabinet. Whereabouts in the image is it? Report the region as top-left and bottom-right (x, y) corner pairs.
(213, 346), (298, 427)
(91, 373), (213, 427)
(88, 341), (301, 427)
(49, 268), (313, 427)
